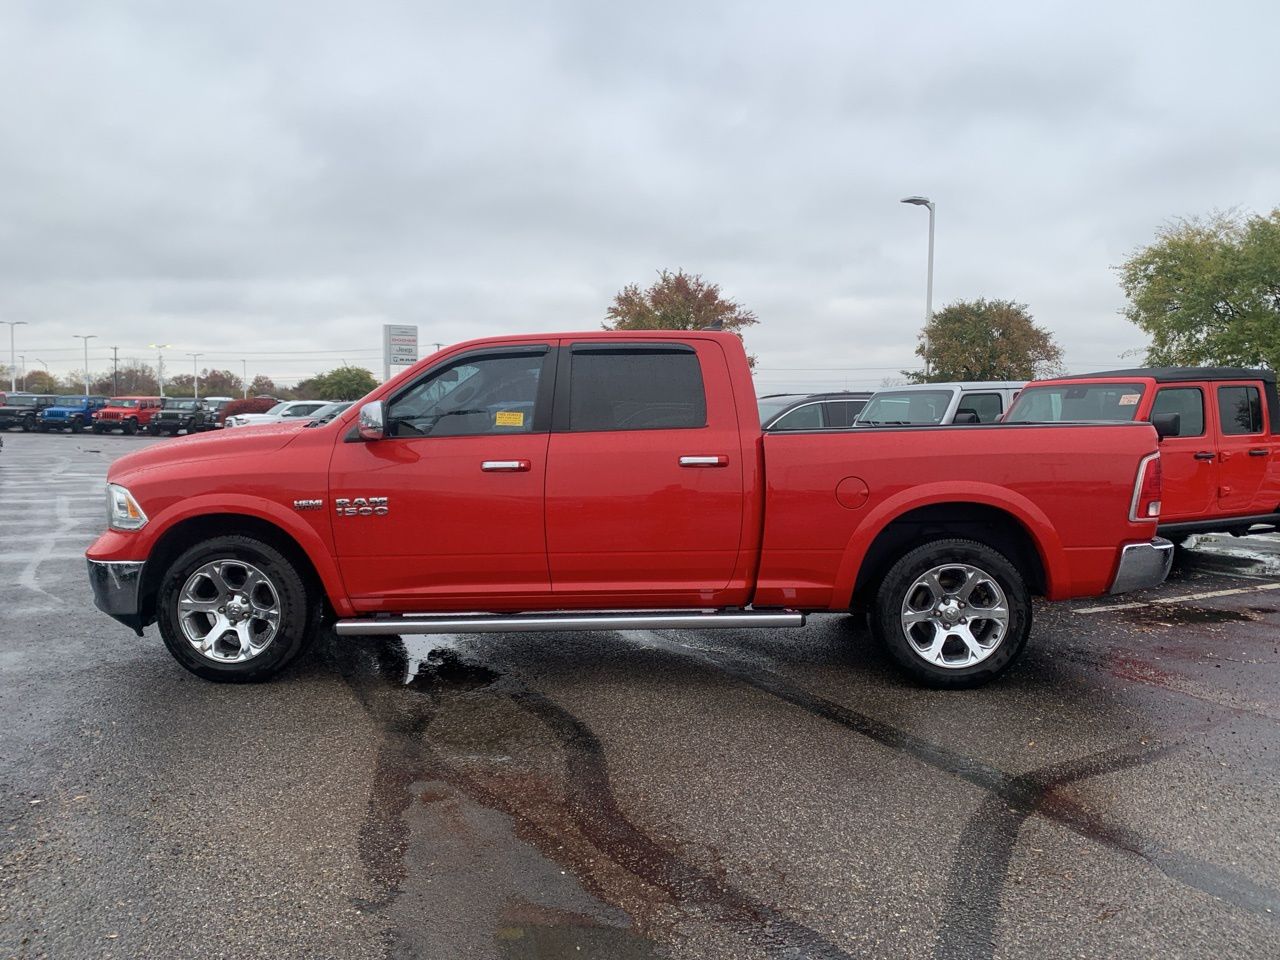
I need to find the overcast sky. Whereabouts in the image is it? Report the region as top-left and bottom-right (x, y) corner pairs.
(2, 0), (1277, 390)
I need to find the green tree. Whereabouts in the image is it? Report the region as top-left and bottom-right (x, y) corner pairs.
(294, 365), (378, 401)
(604, 269), (758, 363)
(904, 298), (1064, 383)
(1120, 209), (1280, 368)
(199, 369), (244, 397)
(248, 375), (278, 397)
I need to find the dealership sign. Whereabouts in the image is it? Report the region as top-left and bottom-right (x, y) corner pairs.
(382, 324), (418, 381)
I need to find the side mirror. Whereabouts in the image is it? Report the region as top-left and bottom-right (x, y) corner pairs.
(358, 401), (386, 441)
(952, 411), (981, 424)
(1151, 412), (1180, 440)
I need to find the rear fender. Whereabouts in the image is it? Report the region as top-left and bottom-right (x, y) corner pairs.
(832, 481), (1067, 604)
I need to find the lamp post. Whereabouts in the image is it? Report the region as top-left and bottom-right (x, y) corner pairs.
(17, 355), (25, 389)
(900, 196), (936, 377)
(73, 335), (96, 396)
(149, 343), (172, 397)
(241, 359), (248, 398)
(2, 320), (27, 392)
(187, 353), (204, 400)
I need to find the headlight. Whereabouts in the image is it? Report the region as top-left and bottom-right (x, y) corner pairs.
(106, 484), (148, 531)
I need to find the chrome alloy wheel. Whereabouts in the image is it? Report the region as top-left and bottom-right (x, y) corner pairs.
(177, 560), (282, 663)
(900, 563), (1009, 669)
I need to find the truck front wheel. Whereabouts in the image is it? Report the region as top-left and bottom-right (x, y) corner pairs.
(870, 538), (1031, 689)
(156, 535), (314, 682)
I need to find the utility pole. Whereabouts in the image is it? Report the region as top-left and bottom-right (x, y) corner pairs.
(149, 343), (172, 398)
(187, 353), (204, 400)
(73, 334), (97, 396)
(2, 321), (27, 392)
(111, 346), (120, 395)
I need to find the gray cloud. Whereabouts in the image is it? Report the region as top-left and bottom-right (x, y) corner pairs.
(1, 0), (1277, 387)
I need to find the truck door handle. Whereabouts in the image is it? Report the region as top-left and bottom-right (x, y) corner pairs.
(1194, 452), (1216, 461)
(481, 460), (531, 472)
(1249, 448), (1270, 457)
(679, 455), (729, 467)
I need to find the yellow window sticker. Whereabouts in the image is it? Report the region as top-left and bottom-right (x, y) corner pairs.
(1118, 394), (1140, 406)
(495, 410), (525, 427)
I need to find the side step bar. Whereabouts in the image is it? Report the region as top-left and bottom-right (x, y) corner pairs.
(334, 609), (805, 636)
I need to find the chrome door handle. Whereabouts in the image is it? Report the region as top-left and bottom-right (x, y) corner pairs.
(481, 460), (531, 472)
(679, 455), (729, 467)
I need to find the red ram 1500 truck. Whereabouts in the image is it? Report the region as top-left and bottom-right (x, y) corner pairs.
(1005, 367), (1280, 541)
(86, 332), (1172, 688)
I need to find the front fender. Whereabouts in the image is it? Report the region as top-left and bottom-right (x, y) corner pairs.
(87, 493), (354, 617)
(830, 481), (1068, 606)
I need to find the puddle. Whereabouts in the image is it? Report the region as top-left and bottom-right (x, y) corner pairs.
(399, 635), (499, 689)
(1119, 605), (1261, 627)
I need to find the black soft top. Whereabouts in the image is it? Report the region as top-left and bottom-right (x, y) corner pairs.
(1058, 366), (1275, 384)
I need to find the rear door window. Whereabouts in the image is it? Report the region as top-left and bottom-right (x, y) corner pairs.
(566, 345), (706, 432)
(770, 403), (823, 430)
(1217, 385), (1264, 435)
(1151, 387), (1205, 437)
(821, 400), (865, 428)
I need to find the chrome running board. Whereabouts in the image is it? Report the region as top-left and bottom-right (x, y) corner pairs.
(334, 609), (805, 636)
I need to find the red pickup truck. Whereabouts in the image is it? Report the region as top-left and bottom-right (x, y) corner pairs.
(86, 331), (1172, 689)
(1006, 367), (1280, 540)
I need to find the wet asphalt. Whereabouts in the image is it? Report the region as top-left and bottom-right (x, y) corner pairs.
(2, 432), (1279, 960)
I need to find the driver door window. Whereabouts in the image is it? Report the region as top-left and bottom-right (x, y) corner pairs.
(387, 348), (549, 437)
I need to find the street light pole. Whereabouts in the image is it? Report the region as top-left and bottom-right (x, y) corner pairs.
(187, 353), (204, 400)
(241, 359), (248, 398)
(2, 321), (27, 392)
(900, 196), (936, 377)
(73, 335), (97, 396)
(149, 343), (172, 398)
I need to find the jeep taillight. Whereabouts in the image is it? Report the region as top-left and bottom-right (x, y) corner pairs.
(1129, 453), (1162, 522)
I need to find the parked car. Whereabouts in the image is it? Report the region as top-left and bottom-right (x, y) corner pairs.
(91, 397), (164, 435)
(86, 330), (1171, 689)
(758, 392), (872, 431)
(855, 382), (1025, 426)
(149, 398), (213, 436)
(37, 395), (110, 433)
(202, 397), (235, 427)
(0, 394), (57, 431)
(224, 400), (331, 428)
(1005, 367), (1280, 540)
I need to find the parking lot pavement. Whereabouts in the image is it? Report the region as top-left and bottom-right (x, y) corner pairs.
(3, 432), (1279, 960)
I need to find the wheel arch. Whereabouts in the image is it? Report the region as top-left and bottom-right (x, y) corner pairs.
(838, 490), (1064, 609)
(137, 511), (349, 627)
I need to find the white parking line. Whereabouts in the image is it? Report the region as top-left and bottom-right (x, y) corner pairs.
(1075, 582), (1280, 614)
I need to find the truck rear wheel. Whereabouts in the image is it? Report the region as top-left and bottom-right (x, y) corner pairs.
(870, 538), (1031, 689)
(156, 535), (314, 682)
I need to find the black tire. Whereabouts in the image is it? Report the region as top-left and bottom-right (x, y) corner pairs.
(122, 418), (138, 435)
(869, 538), (1031, 689)
(36, 422), (49, 433)
(70, 417), (84, 434)
(146, 423), (159, 436)
(91, 424), (106, 434)
(156, 535), (316, 682)
(21, 414), (35, 432)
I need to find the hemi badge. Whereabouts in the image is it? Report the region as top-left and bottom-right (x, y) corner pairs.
(293, 499), (324, 511)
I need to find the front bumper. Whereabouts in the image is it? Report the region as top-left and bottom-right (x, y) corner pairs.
(1108, 537), (1174, 595)
(87, 559), (146, 635)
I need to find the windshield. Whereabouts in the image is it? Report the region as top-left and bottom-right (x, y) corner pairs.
(6, 395), (38, 407)
(857, 390), (953, 425)
(306, 401), (354, 425)
(108, 398), (140, 408)
(265, 402), (290, 415)
(55, 395), (84, 405)
(164, 399), (198, 410)
(757, 396), (804, 422)
(1005, 383), (1146, 422)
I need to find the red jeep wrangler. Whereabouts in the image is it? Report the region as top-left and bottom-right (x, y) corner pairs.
(92, 396), (164, 435)
(1006, 367), (1280, 540)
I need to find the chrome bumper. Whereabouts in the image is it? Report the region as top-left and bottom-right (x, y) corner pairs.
(1109, 538), (1174, 595)
(87, 559), (146, 635)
